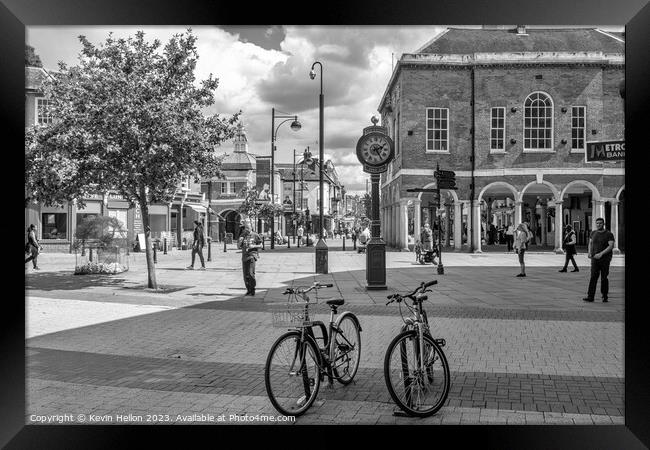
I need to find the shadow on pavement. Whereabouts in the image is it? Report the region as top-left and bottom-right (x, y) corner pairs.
(25, 271), (129, 291)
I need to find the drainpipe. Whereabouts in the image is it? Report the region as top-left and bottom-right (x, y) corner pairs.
(470, 66), (476, 252)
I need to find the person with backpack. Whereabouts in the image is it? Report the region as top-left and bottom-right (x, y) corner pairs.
(186, 220), (206, 270)
(559, 224), (579, 273)
(513, 222), (530, 277)
(25, 224), (42, 271)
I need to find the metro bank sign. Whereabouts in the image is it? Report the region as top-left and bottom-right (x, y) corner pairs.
(585, 140), (625, 162)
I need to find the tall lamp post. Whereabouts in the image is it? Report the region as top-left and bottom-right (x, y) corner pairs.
(271, 108), (301, 249)
(310, 61), (328, 273)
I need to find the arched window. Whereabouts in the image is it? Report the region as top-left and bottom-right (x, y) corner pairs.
(523, 92), (553, 150)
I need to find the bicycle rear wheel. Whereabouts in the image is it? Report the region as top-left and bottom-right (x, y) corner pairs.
(384, 330), (450, 417)
(264, 331), (321, 417)
(330, 315), (361, 385)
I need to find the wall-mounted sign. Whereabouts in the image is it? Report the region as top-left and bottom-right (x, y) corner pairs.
(585, 140), (625, 162)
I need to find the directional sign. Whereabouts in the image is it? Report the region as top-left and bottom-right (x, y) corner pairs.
(437, 180), (458, 190)
(434, 170), (456, 179)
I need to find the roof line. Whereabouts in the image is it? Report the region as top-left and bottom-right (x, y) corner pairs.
(414, 28), (450, 54)
(594, 28), (625, 43)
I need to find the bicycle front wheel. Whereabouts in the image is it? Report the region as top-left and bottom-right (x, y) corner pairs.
(330, 315), (361, 385)
(264, 331), (321, 417)
(384, 330), (450, 417)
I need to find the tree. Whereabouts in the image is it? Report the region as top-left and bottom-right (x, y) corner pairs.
(73, 215), (127, 257)
(25, 45), (43, 67)
(237, 186), (283, 232)
(25, 30), (240, 288)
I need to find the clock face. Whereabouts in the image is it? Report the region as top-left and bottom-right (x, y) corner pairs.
(356, 132), (394, 166)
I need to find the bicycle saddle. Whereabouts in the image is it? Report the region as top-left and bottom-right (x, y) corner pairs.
(324, 298), (345, 306)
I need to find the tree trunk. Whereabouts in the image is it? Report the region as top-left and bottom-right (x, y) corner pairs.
(139, 195), (158, 289)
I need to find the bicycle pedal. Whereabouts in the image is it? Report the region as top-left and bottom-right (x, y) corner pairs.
(434, 338), (446, 347)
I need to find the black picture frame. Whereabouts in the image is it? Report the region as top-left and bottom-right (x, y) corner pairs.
(4, 0), (648, 447)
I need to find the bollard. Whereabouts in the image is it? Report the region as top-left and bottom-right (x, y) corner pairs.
(163, 238), (168, 255)
(343, 236), (346, 251)
(297, 236), (300, 248)
(224, 240), (227, 253)
(287, 238), (290, 249)
(262, 237), (265, 250)
(207, 238), (212, 262)
(153, 244), (157, 264)
(353, 239), (357, 250)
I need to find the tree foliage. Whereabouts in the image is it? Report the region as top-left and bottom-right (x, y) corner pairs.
(24, 30), (240, 288)
(74, 215), (127, 249)
(25, 45), (43, 67)
(237, 186), (283, 224)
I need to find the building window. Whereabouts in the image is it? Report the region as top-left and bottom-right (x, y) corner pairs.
(490, 107), (506, 151)
(571, 106), (586, 151)
(426, 108), (448, 152)
(108, 209), (128, 238)
(221, 182), (227, 194)
(42, 213), (67, 239)
(36, 98), (54, 125)
(523, 92), (553, 150)
(302, 198), (309, 210)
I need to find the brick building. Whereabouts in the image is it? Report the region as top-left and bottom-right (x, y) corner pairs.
(378, 26), (625, 253)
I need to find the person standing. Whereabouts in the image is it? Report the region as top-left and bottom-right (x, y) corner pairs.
(559, 224), (579, 273)
(25, 224), (41, 271)
(505, 224), (515, 252)
(187, 220), (206, 270)
(420, 223), (434, 252)
(238, 221), (262, 296)
(513, 223), (529, 277)
(297, 224), (304, 245)
(583, 218), (615, 303)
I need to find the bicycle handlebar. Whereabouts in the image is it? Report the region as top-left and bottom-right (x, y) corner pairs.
(385, 280), (437, 305)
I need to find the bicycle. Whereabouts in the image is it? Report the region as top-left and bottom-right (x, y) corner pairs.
(384, 280), (450, 417)
(264, 282), (362, 417)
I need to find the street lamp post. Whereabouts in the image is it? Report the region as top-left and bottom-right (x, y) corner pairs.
(271, 108), (301, 249)
(310, 61), (328, 273)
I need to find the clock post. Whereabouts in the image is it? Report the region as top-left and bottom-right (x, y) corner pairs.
(356, 117), (395, 290)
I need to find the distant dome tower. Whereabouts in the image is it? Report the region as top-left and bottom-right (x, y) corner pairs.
(233, 122), (249, 153)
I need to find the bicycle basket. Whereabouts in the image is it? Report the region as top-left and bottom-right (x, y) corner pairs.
(269, 302), (312, 328)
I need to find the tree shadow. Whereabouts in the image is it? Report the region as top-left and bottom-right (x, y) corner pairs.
(25, 271), (129, 291)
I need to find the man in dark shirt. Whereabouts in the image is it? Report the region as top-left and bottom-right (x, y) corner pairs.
(238, 221), (262, 296)
(583, 218), (615, 303)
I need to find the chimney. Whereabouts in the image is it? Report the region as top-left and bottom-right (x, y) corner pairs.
(516, 25), (527, 35)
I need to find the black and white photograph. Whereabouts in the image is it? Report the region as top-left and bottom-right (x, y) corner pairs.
(4, 0), (649, 446)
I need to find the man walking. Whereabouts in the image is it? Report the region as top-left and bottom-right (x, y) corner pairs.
(25, 224), (41, 271)
(583, 218), (615, 303)
(238, 221), (262, 296)
(187, 220), (206, 270)
(505, 223), (514, 252)
(559, 224), (579, 273)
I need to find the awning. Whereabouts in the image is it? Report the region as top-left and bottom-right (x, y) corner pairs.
(187, 204), (207, 214)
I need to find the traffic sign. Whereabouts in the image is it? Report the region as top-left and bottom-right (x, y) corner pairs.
(434, 169), (456, 179)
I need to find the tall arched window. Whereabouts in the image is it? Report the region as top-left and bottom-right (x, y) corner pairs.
(524, 92), (553, 150)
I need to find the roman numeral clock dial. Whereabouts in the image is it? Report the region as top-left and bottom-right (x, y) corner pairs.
(356, 130), (394, 171)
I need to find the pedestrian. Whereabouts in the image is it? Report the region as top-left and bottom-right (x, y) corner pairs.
(186, 220), (206, 270)
(420, 222), (434, 252)
(238, 221), (262, 296)
(351, 228), (357, 247)
(583, 218), (615, 303)
(513, 223), (529, 277)
(25, 224), (41, 271)
(559, 224), (579, 273)
(297, 224), (304, 245)
(505, 223), (514, 252)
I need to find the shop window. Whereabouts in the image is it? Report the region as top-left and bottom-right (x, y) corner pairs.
(523, 92), (553, 150)
(108, 209), (128, 238)
(42, 213), (67, 239)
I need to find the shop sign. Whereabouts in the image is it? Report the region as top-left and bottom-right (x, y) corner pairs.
(585, 140), (625, 162)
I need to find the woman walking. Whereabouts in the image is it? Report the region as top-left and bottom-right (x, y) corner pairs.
(25, 224), (41, 271)
(513, 223), (529, 277)
(559, 224), (579, 272)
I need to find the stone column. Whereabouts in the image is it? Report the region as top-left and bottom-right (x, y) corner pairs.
(514, 201), (523, 226)
(400, 200), (410, 251)
(553, 200), (563, 253)
(454, 201), (463, 250)
(391, 204), (396, 247)
(611, 200), (620, 254)
(380, 207), (385, 240)
(444, 204), (451, 247)
(592, 200), (605, 230)
(413, 199), (422, 244)
(473, 201), (482, 253)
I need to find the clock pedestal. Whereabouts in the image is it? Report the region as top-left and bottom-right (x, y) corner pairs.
(366, 173), (387, 290)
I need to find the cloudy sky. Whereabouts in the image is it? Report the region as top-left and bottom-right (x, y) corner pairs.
(26, 25), (622, 194)
(27, 25), (449, 194)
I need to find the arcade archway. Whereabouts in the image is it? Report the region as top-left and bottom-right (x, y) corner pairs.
(520, 181), (560, 250)
(477, 182), (518, 252)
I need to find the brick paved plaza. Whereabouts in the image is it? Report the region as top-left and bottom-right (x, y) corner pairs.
(25, 240), (625, 425)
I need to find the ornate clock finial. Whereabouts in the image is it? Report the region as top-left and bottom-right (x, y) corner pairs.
(370, 116), (379, 125)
